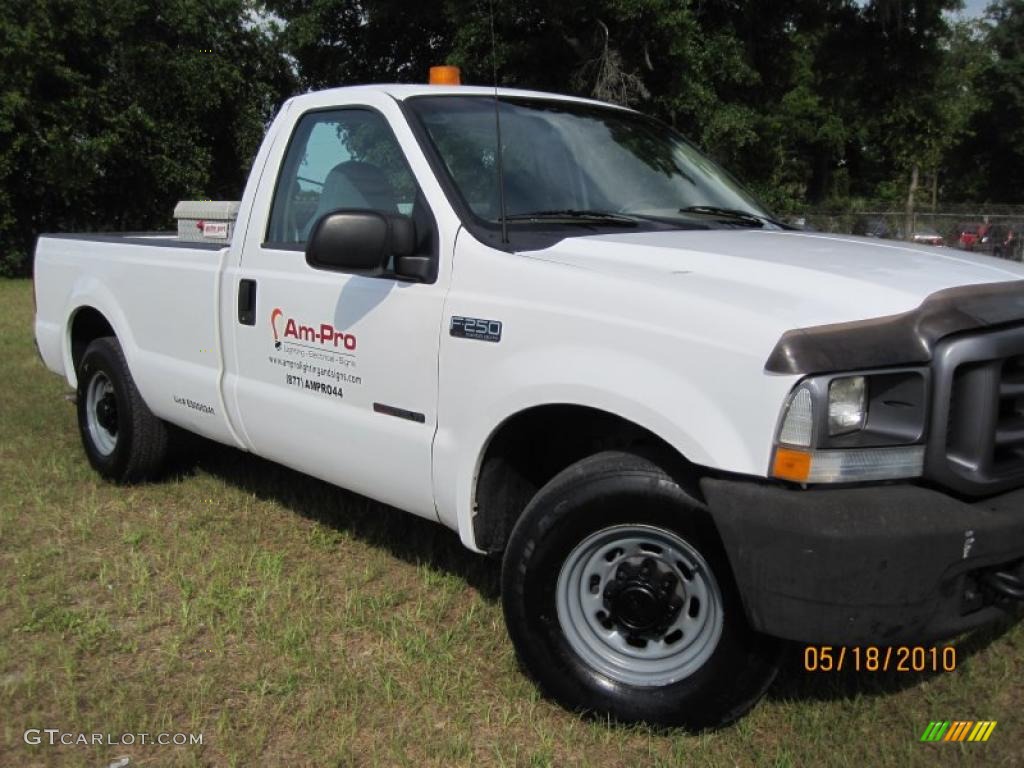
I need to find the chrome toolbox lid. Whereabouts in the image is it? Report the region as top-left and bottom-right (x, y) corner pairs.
(173, 200), (240, 220)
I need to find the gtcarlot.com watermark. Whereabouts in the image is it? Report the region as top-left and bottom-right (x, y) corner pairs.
(24, 728), (203, 746)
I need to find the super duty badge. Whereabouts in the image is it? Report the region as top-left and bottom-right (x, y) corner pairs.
(450, 316), (502, 343)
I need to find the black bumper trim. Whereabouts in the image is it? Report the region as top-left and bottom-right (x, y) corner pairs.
(701, 477), (1024, 644)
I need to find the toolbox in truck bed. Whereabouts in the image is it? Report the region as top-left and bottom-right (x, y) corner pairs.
(173, 200), (240, 243)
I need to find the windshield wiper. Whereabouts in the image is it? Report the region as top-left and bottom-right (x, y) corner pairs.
(679, 205), (771, 228)
(502, 209), (639, 226)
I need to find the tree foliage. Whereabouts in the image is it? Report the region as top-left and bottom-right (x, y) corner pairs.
(0, 0), (294, 275)
(945, 0), (1024, 202)
(1, 0), (1022, 274)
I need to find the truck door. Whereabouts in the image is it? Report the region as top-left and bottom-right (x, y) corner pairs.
(225, 105), (445, 520)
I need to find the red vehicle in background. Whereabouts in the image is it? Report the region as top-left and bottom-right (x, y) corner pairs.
(958, 222), (984, 250)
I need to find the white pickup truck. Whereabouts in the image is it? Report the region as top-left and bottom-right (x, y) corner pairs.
(33, 83), (1024, 728)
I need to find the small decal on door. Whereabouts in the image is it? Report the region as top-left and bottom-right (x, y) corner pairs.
(450, 316), (502, 343)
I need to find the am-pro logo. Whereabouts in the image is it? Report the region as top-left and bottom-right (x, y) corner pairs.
(920, 720), (997, 742)
(270, 307), (356, 352)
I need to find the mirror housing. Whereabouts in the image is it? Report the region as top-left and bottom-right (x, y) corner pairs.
(306, 210), (416, 276)
(395, 254), (434, 282)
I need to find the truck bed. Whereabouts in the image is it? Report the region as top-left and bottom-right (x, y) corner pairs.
(33, 231), (237, 447)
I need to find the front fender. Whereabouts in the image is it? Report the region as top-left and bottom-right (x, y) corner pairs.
(433, 342), (794, 551)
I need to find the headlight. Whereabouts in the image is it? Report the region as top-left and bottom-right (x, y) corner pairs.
(772, 369), (928, 484)
(828, 376), (866, 435)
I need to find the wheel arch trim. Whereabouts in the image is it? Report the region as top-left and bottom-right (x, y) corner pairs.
(63, 279), (138, 390)
(445, 386), (731, 553)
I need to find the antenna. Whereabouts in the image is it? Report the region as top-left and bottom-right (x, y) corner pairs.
(489, 0), (509, 244)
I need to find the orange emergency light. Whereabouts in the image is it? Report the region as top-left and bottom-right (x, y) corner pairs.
(429, 65), (461, 85)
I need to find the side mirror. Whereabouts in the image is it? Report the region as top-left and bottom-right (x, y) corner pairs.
(306, 210), (415, 276)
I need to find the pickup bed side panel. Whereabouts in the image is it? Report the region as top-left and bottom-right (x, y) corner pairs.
(432, 232), (799, 551)
(33, 236), (242, 447)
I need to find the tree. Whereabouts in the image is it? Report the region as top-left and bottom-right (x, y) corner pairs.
(848, 2), (973, 233)
(945, 1), (1024, 202)
(0, 0), (1013, 278)
(0, 0), (295, 276)
(263, 0), (454, 88)
(979, 0), (1024, 201)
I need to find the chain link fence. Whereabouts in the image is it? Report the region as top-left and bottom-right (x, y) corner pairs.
(791, 209), (1024, 261)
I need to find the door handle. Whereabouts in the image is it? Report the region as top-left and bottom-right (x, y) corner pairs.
(238, 279), (257, 325)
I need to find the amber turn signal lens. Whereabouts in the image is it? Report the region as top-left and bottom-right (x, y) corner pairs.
(772, 447), (812, 482)
(429, 65), (461, 85)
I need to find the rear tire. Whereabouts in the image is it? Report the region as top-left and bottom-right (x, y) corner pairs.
(76, 337), (169, 483)
(501, 450), (778, 729)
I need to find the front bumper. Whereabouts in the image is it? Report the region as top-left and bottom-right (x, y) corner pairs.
(701, 477), (1024, 644)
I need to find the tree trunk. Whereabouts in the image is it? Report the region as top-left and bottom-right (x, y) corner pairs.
(931, 168), (938, 212)
(905, 163), (919, 242)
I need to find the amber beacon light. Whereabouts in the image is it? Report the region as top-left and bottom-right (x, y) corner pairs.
(429, 65), (461, 85)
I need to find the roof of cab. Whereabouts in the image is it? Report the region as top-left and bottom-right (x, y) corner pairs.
(287, 83), (629, 111)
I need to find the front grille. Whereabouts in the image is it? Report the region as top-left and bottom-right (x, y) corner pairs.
(928, 326), (1024, 495)
(995, 355), (1024, 468)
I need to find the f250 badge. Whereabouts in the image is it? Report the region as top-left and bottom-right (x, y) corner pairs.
(450, 316), (502, 343)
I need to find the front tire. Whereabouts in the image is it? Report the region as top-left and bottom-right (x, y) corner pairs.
(76, 337), (169, 483)
(501, 451), (778, 729)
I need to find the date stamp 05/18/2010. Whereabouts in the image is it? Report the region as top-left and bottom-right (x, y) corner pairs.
(803, 645), (957, 673)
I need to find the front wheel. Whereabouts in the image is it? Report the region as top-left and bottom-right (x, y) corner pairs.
(501, 451), (778, 729)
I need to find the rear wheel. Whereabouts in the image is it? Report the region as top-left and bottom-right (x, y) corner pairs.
(76, 337), (169, 482)
(501, 450), (778, 728)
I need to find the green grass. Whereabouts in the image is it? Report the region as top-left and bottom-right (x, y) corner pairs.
(1, 276), (1021, 766)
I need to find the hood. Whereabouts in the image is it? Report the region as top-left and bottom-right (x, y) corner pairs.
(527, 229), (1024, 331)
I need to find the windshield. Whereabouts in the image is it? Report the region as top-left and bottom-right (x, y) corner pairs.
(406, 95), (775, 228)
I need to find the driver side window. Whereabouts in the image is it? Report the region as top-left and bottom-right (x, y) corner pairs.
(267, 108), (420, 245)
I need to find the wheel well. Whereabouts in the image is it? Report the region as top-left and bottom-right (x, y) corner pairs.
(70, 307), (115, 373)
(472, 405), (700, 554)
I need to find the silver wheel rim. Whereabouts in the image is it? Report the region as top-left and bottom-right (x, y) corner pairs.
(85, 372), (118, 456)
(556, 524), (724, 687)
